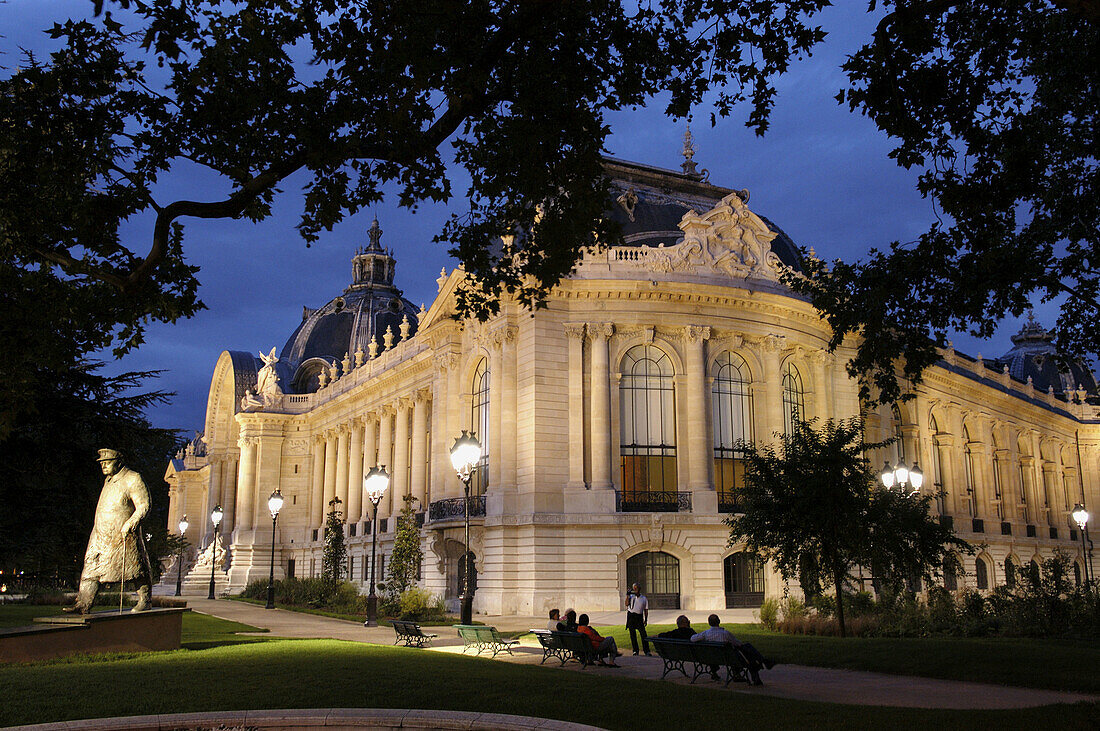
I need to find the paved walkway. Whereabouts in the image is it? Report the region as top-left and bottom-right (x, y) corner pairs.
(185, 598), (1097, 710)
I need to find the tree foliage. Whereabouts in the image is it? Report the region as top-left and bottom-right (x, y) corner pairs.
(0, 0), (829, 433)
(320, 496), (347, 586)
(728, 417), (970, 636)
(384, 494), (423, 599)
(786, 1), (1100, 404)
(0, 361), (181, 585)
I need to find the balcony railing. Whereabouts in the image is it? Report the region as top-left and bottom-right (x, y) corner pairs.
(616, 490), (691, 513)
(718, 492), (744, 514)
(428, 496), (486, 522)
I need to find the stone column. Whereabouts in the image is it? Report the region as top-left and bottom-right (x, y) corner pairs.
(411, 389), (430, 509)
(811, 350), (830, 421)
(362, 412), (378, 473)
(204, 458), (221, 540)
(933, 436), (957, 516)
(235, 436), (258, 531)
(347, 421), (365, 524)
(565, 324), (587, 489)
(334, 425), (350, 521)
(759, 334), (785, 444)
(322, 429), (338, 521)
(1042, 462), (1057, 525)
(496, 324), (518, 491)
(377, 405), (394, 518)
(222, 455), (238, 534)
(393, 397), (412, 511)
(589, 323), (614, 490)
(310, 436), (325, 530)
(432, 353), (459, 502)
(683, 326), (711, 491)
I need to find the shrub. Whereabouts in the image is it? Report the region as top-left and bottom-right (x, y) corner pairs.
(758, 597), (780, 630)
(241, 577), (366, 613)
(779, 595), (808, 622)
(397, 588), (446, 621)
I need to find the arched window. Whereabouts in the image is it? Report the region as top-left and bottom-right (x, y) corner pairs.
(781, 361), (804, 437)
(470, 358), (490, 496)
(943, 556), (958, 591)
(1074, 562), (1082, 587)
(1029, 559), (1041, 583)
(620, 345), (677, 495)
(1005, 558), (1017, 589)
(975, 556), (990, 590)
(930, 414), (946, 515)
(963, 425), (977, 517)
(712, 352), (753, 506)
(890, 405), (905, 465)
(991, 432), (1004, 520)
(1017, 438), (1031, 524)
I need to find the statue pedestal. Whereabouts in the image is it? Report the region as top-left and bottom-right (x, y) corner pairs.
(0, 607), (188, 663)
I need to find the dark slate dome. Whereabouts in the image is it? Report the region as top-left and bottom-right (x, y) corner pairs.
(281, 219), (419, 393)
(997, 314), (1098, 396)
(603, 157), (804, 272)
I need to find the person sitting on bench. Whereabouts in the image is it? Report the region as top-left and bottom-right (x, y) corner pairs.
(577, 613), (622, 667)
(556, 608), (578, 632)
(691, 613), (774, 685)
(657, 614), (697, 640)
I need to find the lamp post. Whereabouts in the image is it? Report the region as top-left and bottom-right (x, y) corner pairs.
(175, 515), (189, 597)
(881, 460), (924, 495)
(208, 504), (223, 600)
(450, 430), (482, 625)
(265, 489), (284, 609)
(363, 465), (390, 627)
(1072, 503), (1092, 587)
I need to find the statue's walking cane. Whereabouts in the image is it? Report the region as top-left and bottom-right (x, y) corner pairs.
(119, 528), (127, 615)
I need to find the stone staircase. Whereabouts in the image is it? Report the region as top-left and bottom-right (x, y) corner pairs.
(153, 542), (232, 597)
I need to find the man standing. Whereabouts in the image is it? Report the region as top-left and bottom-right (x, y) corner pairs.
(65, 449), (153, 614)
(624, 582), (650, 656)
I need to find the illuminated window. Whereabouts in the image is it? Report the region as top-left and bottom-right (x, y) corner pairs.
(782, 361), (804, 437)
(712, 352), (753, 497)
(619, 345), (677, 494)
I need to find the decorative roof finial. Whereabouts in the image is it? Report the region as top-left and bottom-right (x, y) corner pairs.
(681, 126), (698, 177)
(367, 216), (383, 251)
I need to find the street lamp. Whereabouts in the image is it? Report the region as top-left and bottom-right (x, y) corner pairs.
(363, 465), (390, 627)
(175, 515), (189, 597)
(881, 460), (923, 495)
(450, 430), (482, 625)
(1072, 503), (1092, 587)
(266, 489), (284, 609)
(208, 504), (223, 600)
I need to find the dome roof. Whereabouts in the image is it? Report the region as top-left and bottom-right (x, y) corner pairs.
(996, 314), (1097, 397)
(280, 219), (419, 392)
(603, 157), (804, 272)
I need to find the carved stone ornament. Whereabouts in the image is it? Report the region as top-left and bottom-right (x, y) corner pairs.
(649, 513), (664, 548)
(617, 188), (639, 222)
(644, 191), (782, 280)
(564, 323), (587, 340)
(683, 325), (711, 344)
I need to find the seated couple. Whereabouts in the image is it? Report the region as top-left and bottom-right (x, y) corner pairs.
(658, 614), (774, 685)
(548, 608), (622, 667)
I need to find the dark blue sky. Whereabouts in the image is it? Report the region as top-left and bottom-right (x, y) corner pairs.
(4, 2), (1048, 435)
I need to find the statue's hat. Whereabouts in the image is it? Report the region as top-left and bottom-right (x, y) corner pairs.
(96, 448), (123, 462)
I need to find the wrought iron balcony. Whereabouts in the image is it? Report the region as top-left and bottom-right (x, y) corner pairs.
(718, 492), (743, 514)
(616, 490), (691, 513)
(428, 496), (486, 522)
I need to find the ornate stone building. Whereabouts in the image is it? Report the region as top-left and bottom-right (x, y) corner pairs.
(165, 156), (1097, 612)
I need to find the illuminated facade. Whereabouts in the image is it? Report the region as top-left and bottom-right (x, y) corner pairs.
(164, 158), (1097, 612)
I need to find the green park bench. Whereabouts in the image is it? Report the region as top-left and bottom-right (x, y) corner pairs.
(453, 624), (520, 658)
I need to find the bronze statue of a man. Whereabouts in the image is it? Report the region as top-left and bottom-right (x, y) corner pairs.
(65, 449), (154, 613)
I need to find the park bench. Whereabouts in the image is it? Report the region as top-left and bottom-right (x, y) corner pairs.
(649, 637), (751, 686)
(454, 624), (520, 658)
(551, 630), (600, 668)
(531, 629), (571, 666)
(390, 619), (437, 648)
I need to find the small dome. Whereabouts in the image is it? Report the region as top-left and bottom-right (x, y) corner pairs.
(280, 219), (419, 392)
(998, 314), (1097, 396)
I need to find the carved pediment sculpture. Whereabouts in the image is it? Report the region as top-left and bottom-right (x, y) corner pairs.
(647, 191), (782, 280)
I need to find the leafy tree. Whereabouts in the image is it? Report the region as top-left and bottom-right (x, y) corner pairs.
(384, 494), (424, 599)
(320, 496), (347, 586)
(786, 1), (1100, 404)
(0, 361), (181, 585)
(0, 0), (829, 435)
(728, 417), (970, 636)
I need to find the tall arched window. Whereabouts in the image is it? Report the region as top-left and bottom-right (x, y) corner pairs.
(975, 556), (990, 590)
(890, 405), (905, 465)
(930, 414), (946, 515)
(620, 345), (677, 495)
(470, 358), (490, 496)
(963, 425), (977, 517)
(991, 431), (1004, 520)
(1017, 438), (1032, 524)
(781, 361), (804, 437)
(1005, 557), (1017, 589)
(712, 352), (753, 506)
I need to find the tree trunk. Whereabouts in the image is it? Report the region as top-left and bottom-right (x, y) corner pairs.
(833, 561), (847, 638)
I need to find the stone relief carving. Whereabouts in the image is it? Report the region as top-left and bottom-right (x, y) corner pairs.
(643, 191), (782, 280)
(563, 323), (587, 340)
(284, 438), (309, 456)
(616, 188), (639, 221)
(649, 514), (664, 548)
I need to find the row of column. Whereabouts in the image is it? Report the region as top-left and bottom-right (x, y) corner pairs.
(307, 391), (432, 532)
(567, 322), (831, 492)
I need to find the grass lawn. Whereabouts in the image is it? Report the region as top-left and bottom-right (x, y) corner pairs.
(1, 635), (1097, 730)
(602, 624), (1100, 694)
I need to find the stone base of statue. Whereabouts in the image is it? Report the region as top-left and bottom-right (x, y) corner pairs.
(0, 607), (188, 663)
